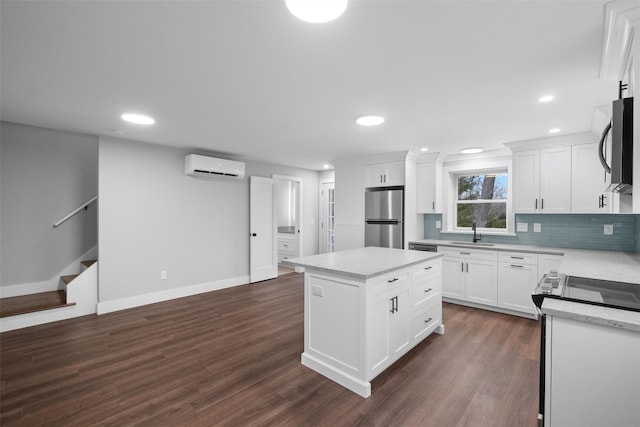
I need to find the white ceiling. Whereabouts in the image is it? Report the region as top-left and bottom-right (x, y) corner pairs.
(1, 1), (618, 170)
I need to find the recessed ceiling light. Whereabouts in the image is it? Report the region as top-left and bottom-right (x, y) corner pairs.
(539, 95), (555, 103)
(286, 0), (348, 23)
(356, 115), (384, 126)
(461, 147), (483, 154)
(121, 113), (155, 125)
(420, 147), (429, 152)
(323, 164), (331, 169)
(549, 128), (561, 134)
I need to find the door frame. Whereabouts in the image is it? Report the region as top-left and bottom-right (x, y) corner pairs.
(272, 174), (303, 258)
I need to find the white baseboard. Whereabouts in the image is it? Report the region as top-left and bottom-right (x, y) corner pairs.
(96, 275), (250, 315)
(0, 246), (98, 298)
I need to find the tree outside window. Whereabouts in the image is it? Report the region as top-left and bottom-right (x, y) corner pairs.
(456, 173), (507, 230)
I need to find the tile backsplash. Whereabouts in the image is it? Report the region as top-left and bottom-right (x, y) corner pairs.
(423, 213), (640, 253)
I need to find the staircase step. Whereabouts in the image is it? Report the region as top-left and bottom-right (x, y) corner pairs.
(0, 291), (75, 318)
(81, 260), (97, 268)
(61, 274), (79, 285)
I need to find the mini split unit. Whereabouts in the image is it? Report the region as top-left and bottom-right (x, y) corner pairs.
(184, 154), (246, 179)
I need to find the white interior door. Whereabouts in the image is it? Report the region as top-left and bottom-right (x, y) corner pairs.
(250, 176), (277, 283)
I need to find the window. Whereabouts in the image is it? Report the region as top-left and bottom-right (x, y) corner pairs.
(455, 172), (508, 230)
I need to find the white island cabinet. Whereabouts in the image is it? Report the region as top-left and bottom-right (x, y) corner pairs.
(283, 247), (443, 398)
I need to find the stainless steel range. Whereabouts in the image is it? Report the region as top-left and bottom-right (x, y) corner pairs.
(533, 273), (640, 313)
(531, 272), (640, 426)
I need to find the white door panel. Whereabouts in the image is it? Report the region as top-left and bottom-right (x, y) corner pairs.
(250, 176), (277, 283)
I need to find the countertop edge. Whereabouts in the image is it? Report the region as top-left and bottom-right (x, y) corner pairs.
(541, 299), (640, 332)
(410, 239), (565, 256)
(283, 252), (443, 280)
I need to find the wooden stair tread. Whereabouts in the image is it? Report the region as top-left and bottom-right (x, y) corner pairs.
(81, 260), (97, 268)
(61, 274), (79, 284)
(0, 290), (75, 318)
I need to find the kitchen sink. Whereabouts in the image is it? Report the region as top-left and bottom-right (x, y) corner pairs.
(449, 241), (495, 247)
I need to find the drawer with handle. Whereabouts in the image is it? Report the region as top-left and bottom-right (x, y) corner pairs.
(411, 301), (442, 343)
(498, 251), (538, 265)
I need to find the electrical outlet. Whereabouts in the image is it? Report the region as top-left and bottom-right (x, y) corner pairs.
(534, 223), (542, 233)
(160, 270), (168, 280)
(435, 220), (441, 229)
(517, 222), (528, 232)
(604, 224), (613, 235)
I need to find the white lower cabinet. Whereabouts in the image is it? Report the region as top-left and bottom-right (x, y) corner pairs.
(497, 252), (538, 315)
(441, 246), (563, 318)
(367, 280), (411, 376)
(440, 248), (498, 306)
(545, 315), (640, 427)
(302, 257), (443, 397)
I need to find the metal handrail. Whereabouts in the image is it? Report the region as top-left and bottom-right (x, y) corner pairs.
(53, 196), (97, 228)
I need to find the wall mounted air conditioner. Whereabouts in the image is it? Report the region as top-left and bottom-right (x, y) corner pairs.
(184, 154), (246, 179)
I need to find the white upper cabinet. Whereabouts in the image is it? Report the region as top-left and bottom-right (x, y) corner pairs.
(417, 162), (440, 213)
(513, 146), (571, 213)
(512, 150), (541, 213)
(571, 143), (612, 213)
(366, 161), (405, 187)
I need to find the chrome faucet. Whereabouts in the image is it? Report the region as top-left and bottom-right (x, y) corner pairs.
(472, 221), (481, 243)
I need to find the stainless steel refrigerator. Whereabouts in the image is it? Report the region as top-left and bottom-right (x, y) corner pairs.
(365, 187), (404, 249)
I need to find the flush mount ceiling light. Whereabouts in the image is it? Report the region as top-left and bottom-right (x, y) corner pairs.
(356, 115), (384, 126)
(420, 147), (429, 152)
(121, 113), (155, 125)
(539, 95), (555, 103)
(461, 147), (483, 154)
(286, 0), (348, 23)
(549, 128), (561, 134)
(323, 164), (332, 169)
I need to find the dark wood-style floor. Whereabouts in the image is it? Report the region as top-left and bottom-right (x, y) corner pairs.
(1, 273), (540, 426)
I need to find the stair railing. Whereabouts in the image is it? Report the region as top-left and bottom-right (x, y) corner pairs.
(53, 196), (97, 228)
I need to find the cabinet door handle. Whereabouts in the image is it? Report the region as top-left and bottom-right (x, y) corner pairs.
(598, 194), (602, 208)
(510, 256), (524, 260)
(535, 199), (538, 210)
(389, 297), (395, 313)
(432, 201), (435, 210)
(395, 296), (398, 312)
(510, 264), (524, 268)
(387, 278), (398, 283)
(460, 252), (471, 255)
(461, 262), (464, 272)
(466, 262), (469, 273)
(424, 288), (433, 293)
(283, 244), (288, 247)
(541, 198), (544, 210)
(424, 266), (433, 270)
(601, 194), (607, 208)
(424, 317), (433, 324)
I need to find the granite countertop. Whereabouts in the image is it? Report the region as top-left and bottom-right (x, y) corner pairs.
(411, 238), (565, 255)
(411, 238), (640, 330)
(542, 298), (640, 333)
(282, 247), (442, 280)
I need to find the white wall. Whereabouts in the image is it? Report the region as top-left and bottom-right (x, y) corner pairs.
(98, 137), (319, 309)
(333, 159), (365, 251)
(0, 122), (98, 289)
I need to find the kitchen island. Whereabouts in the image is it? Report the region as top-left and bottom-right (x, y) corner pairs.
(283, 247), (444, 397)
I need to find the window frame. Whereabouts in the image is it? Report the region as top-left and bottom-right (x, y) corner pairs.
(442, 157), (515, 236)
(454, 171), (509, 232)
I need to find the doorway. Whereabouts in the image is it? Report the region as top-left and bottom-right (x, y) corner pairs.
(273, 174), (303, 276)
(319, 180), (335, 254)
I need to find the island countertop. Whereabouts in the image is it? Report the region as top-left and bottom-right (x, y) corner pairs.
(282, 247), (443, 280)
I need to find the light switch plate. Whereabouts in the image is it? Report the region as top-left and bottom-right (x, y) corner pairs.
(435, 220), (441, 229)
(160, 270), (168, 280)
(517, 222), (528, 232)
(604, 224), (613, 235)
(534, 223), (542, 233)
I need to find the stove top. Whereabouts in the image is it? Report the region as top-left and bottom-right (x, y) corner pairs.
(533, 273), (640, 313)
